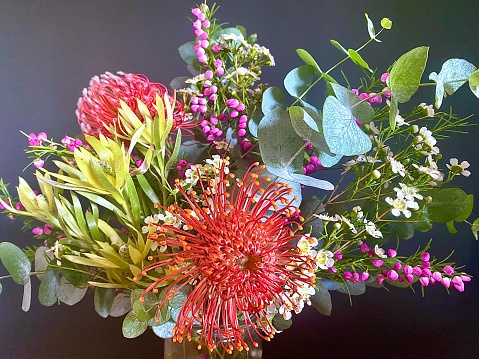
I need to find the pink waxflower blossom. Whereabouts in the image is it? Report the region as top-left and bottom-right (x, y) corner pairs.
(387, 249), (397, 257)
(393, 262), (402, 271)
(412, 266), (422, 276)
(403, 265), (413, 275)
(387, 270), (399, 281)
(377, 277), (385, 285)
(33, 158), (45, 169)
(28, 132), (47, 146)
(432, 272), (442, 282)
(405, 274), (414, 283)
(380, 73), (390, 83)
(361, 272), (370, 281)
(343, 271), (353, 279)
(212, 44), (222, 52)
(43, 224), (53, 235)
(32, 227), (43, 236)
(441, 277), (451, 288)
(372, 259), (383, 267)
(15, 202), (24, 211)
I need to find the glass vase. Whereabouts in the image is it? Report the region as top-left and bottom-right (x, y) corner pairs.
(164, 326), (263, 359)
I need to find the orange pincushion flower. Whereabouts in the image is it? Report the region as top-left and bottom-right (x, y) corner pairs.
(138, 161), (316, 353)
(76, 71), (189, 137)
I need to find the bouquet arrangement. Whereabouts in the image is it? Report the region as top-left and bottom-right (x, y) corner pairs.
(0, 2), (478, 356)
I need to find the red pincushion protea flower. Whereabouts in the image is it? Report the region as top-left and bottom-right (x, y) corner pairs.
(76, 71), (189, 137)
(137, 161), (316, 353)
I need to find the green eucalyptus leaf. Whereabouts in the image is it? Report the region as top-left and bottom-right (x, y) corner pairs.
(429, 59), (476, 108)
(272, 314), (292, 331)
(151, 321), (176, 339)
(381, 17), (392, 29)
(257, 107), (304, 172)
(469, 69), (479, 98)
(284, 65), (315, 98)
(388, 220), (414, 240)
(329, 83), (374, 123)
(38, 268), (60, 306)
(110, 292), (132, 317)
(348, 49), (370, 71)
(388, 46), (429, 103)
(170, 76), (191, 90)
(178, 43), (197, 65)
(455, 194), (473, 222)
(323, 96), (372, 156)
(427, 188), (470, 223)
(122, 311), (148, 339)
(170, 307), (181, 322)
(22, 278), (31, 312)
(94, 287), (116, 318)
(169, 286), (190, 309)
(260, 86), (285, 116)
(311, 279), (332, 316)
(446, 220), (458, 234)
(266, 166), (334, 191)
(57, 276), (87, 306)
(248, 111), (263, 138)
(296, 48), (322, 75)
(132, 290), (159, 322)
(389, 94), (399, 129)
(318, 151), (342, 168)
(289, 106), (331, 154)
(471, 218), (479, 240)
(0, 242), (32, 285)
(321, 278), (343, 291)
(330, 39), (348, 55)
(365, 13), (380, 42)
(336, 281), (366, 295)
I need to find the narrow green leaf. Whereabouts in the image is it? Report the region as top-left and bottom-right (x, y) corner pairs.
(0, 242), (32, 285)
(296, 48), (322, 75)
(389, 95), (399, 129)
(348, 49), (370, 70)
(71, 192), (89, 236)
(122, 311), (148, 338)
(330, 39), (348, 55)
(284, 65), (315, 98)
(77, 191), (127, 220)
(389, 46), (429, 103)
(136, 174), (161, 205)
(365, 13), (380, 42)
(94, 287), (116, 318)
(38, 268), (60, 306)
(125, 173), (141, 226)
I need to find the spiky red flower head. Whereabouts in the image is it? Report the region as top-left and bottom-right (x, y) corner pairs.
(138, 161), (316, 353)
(76, 72), (189, 137)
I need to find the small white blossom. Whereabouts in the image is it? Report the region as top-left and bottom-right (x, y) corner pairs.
(385, 196), (419, 218)
(446, 158), (471, 177)
(374, 244), (387, 258)
(395, 114), (410, 127)
(315, 249), (335, 270)
(419, 103), (435, 117)
(314, 213), (340, 222)
(395, 183), (423, 201)
(389, 158), (406, 177)
(366, 222), (383, 238)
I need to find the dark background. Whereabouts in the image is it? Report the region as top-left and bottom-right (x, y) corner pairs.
(1, 1), (478, 358)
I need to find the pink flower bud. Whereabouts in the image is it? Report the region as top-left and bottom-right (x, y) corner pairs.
(443, 265), (454, 275)
(209, 117), (218, 125)
(432, 272), (442, 282)
(191, 8), (202, 17)
(204, 70), (213, 79)
(216, 67), (225, 76)
(237, 129), (246, 137)
(454, 282), (465, 292)
(381, 73), (390, 83)
(236, 103), (246, 111)
(352, 272), (360, 282)
(212, 44), (222, 52)
(421, 252), (430, 262)
(403, 265), (413, 275)
(202, 20), (211, 28)
(377, 277), (385, 285)
(461, 275), (471, 282)
(33, 158), (45, 169)
(351, 88), (359, 95)
(230, 110), (239, 118)
(343, 271), (353, 279)
(422, 268), (432, 277)
(359, 93), (369, 100)
(372, 259), (383, 267)
(393, 262), (402, 271)
(419, 276), (430, 287)
(421, 261), (431, 269)
(387, 249), (397, 257)
(412, 266), (422, 276)
(32, 227), (43, 236)
(334, 251), (343, 260)
(360, 243), (370, 253)
(441, 277), (451, 288)
(361, 272), (370, 281)
(405, 274), (414, 284)
(387, 270), (399, 281)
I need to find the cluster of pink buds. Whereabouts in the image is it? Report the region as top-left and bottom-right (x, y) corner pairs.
(61, 136), (82, 152)
(176, 159), (193, 178)
(343, 270), (370, 283)
(374, 251), (470, 292)
(351, 72), (392, 106)
(28, 132), (47, 146)
(32, 223), (53, 236)
(192, 5), (210, 63)
(304, 153), (323, 175)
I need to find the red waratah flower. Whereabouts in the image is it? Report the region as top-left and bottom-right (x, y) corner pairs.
(76, 71), (190, 137)
(137, 161), (316, 353)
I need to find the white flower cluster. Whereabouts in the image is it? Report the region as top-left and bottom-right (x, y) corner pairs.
(385, 183), (422, 218)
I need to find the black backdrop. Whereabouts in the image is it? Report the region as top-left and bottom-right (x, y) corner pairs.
(0, 1), (478, 358)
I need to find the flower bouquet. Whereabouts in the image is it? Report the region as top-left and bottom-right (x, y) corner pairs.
(0, 2), (478, 358)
